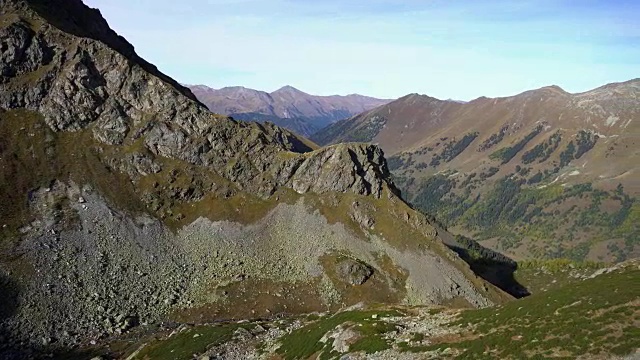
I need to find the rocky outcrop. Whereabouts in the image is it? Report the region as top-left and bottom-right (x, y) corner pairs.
(286, 143), (393, 199)
(336, 258), (374, 285)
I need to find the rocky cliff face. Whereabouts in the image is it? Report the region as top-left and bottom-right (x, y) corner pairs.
(0, 0), (396, 199)
(0, 1), (508, 358)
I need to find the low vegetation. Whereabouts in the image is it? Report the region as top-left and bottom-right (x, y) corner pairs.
(429, 132), (479, 167)
(311, 115), (386, 145)
(410, 170), (640, 260)
(559, 130), (599, 167)
(489, 125), (543, 164)
(521, 131), (562, 164)
(117, 266), (639, 360)
(477, 125), (509, 152)
(277, 310), (402, 359)
(401, 266), (640, 359)
(131, 324), (250, 360)
(514, 259), (606, 293)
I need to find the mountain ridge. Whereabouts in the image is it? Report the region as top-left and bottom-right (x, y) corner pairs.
(189, 83), (392, 137)
(314, 78), (640, 153)
(313, 78), (640, 262)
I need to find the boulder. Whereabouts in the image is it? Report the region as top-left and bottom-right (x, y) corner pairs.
(336, 258), (374, 285)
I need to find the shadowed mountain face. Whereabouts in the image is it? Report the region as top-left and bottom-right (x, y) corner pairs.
(314, 81), (640, 262)
(189, 84), (391, 137)
(0, 0), (511, 357)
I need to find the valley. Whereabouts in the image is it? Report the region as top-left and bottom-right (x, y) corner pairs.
(0, 0), (638, 359)
(314, 84), (640, 262)
(54, 260), (640, 359)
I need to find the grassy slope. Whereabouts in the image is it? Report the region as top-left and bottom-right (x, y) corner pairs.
(382, 112), (640, 262)
(277, 309), (403, 360)
(0, 109), (146, 249)
(130, 324), (252, 360)
(402, 265), (640, 359)
(399, 164), (640, 262)
(100, 264), (639, 360)
(514, 259), (605, 293)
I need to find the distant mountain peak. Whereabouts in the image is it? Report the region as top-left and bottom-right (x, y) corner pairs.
(276, 85), (298, 91)
(579, 78), (640, 97)
(220, 85), (246, 89)
(539, 84), (567, 93)
(400, 93), (446, 103)
(188, 84), (216, 93)
(218, 85), (254, 92)
(189, 84), (392, 136)
(272, 85), (308, 96)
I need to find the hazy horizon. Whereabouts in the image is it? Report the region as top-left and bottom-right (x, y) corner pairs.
(84, 0), (639, 100)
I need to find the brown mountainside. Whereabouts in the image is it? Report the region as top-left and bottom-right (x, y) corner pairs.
(313, 80), (640, 262)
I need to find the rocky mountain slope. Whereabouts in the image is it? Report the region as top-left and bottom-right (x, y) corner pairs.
(189, 84), (391, 137)
(59, 259), (640, 359)
(0, 0), (509, 358)
(313, 82), (640, 262)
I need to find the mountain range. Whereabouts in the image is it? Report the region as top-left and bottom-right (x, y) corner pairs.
(0, 0), (509, 357)
(0, 0), (638, 358)
(314, 81), (640, 262)
(189, 84), (391, 137)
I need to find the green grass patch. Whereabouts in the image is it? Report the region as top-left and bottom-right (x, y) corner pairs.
(132, 323), (249, 360)
(517, 258), (605, 273)
(349, 335), (391, 354)
(277, 310), (402, 359)
(349, 320), (397, 354)
(453, 268), (639, 358)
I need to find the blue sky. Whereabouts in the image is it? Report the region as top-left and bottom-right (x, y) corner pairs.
(84, 0), (639, 100)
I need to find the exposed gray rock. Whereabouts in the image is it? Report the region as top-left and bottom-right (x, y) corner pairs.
(107, 152), (163, 179)
(0, 22), (53, 80)
(233, 327), (253, 341)
(336, 258), (374, 285)
(92, 100), (130, 145)
(288, 143), (391, 198)
(350, 201), (375, 229)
